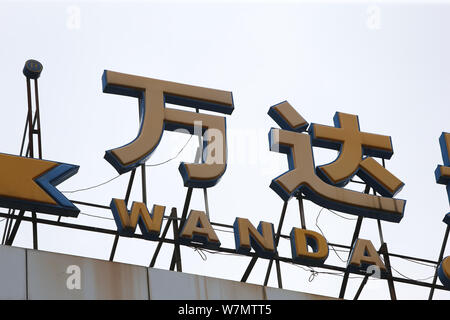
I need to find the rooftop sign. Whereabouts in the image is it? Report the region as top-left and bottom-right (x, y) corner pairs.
(1, 65), (449, 299)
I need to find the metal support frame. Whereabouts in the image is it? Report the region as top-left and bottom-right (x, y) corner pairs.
(239, 184), (399, 298)
(3, 75), (43, 249)
(0, 208), (447, 293)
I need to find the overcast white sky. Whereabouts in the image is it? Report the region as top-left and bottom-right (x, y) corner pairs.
(0, 0), (450, 299)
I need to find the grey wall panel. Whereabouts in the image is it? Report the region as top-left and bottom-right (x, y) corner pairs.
(148, 268), (207, 300)
(26, 249), (149, 300)
(148, 268), (265, 300)
(203, 276), (265, 300)
(0, 245), (26, 300)
(264, 286), (337, 300)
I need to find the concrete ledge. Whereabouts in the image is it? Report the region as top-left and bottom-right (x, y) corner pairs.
(26, 249), (149, 300)
(0, 246), (26, 299)
(148, 268), (265, 300)
(0, 245), (334, 300)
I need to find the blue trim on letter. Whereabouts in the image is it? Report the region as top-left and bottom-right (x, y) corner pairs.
(233, 218), (276, 259)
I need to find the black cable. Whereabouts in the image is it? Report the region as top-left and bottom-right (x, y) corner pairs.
(61, 174), (121, 194)
(390, 265), (434, 282)
(314, 208), (436, 283)
(315, 207), (347, 263)
(327, 209), (357, 221)
(61, 135), (193, 194)
(213, 227), (235, 234)
(79, 212), (114, 221)
(146, 135), (193, 167)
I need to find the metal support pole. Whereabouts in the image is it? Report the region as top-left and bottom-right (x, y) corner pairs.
(338, 215), (364, 299)
(352, 184), (397, 300)
(203, 188), (210, 220)
(429, 225), (449, 300)
(377, 219), (384, 246)
(26, 78), (34, 158)
(338, 185), (370, 299)
(380, 243), (397, 300)
(15, 78), (38, 247)
(275, 259), (283, 288)
(354, 218), (397, 300)
(5, 210), (25, 245)
(5, 217), (12, 242)
(31, 211), (38, 250)
(34, 79), (43, 160)
(141, 164), (147, 205)
(264, 201), (288, 287)
(297, 194), (306, 229)
(193, 108), (211, 221)
(12, 62), (45, 249)
(110, 96), (144, 261)
(109, 169), (136, 262)
(241, 256), (258, 282)
(25, 114), (38, 158)
(353, 243), (386, 300)
(32, 81), (41, 241)
(263, 262), (274, 285)
(375, 216), (397, 300)
(353, 274), (369, 300)
(5, 210), (15, 243)
(169, 208), (182, 272)
(180, 187), (193, 229)
(2, 209), (13, 244)
(19, 117), (28, 157)
(125, 169), (137, 204)
(194, 107), (202, 162)
(168, 107), (204, 270)
(149, 214), (174, 267)
(108, 235), (120, 261)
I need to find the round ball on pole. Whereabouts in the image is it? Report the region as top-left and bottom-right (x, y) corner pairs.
(23, 59), (43, 79)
